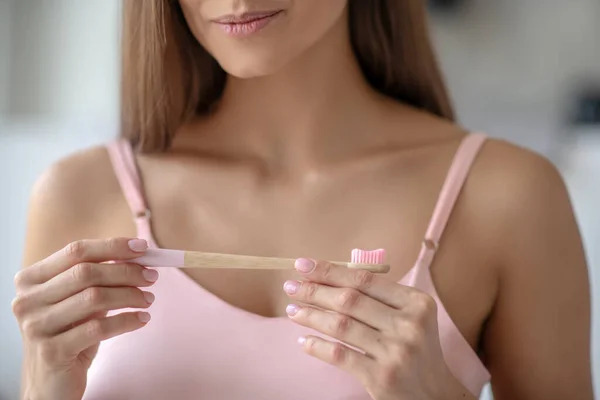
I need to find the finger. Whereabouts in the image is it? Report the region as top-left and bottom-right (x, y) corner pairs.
(75, 311), (108, 328)
(283, 280), (394, 331)
(41, 287), (154, 335)
(298, 335), (375, 386)
(287, 304), (386, 358)
(22, 238), (148, 284)
(40, 262), (158, 304)
(56, 311), (151, 360)
(294, 258), (415, 309)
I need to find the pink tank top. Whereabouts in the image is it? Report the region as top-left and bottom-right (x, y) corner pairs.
(83, 133), (491, 399)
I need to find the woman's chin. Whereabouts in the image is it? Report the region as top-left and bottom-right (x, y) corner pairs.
(220, 63), (279, 79)
(215, 52), (287, 79)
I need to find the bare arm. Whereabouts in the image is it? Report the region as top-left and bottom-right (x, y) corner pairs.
(19, 158), (88, 398)
(18, 148), (140, 400)
(482, 144), (592, 399)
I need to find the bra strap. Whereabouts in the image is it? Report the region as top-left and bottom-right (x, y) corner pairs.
(417, 133), (487, 268)
(106, 139), (153, 240)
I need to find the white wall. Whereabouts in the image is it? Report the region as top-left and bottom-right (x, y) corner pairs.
(8, 0), (121, 122)
(0, 0), (13, 118)
(562, 131), (600, 395)
(433, 0), (600, 157)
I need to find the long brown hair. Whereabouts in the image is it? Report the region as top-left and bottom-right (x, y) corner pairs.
(121, 0), (454, 152)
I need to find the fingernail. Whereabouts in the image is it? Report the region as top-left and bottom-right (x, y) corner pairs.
(143, 291), (155, 304)
(298, 336), (306, 346)
(295, 258), (315, 273)
(142, 269), (159, 282)
(283, 280), (300, 295)
(128, 239), (148, 252)
(286, 304), (300, 316)
(137, 312), (151, 323)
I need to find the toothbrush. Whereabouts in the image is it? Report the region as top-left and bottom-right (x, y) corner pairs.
(131, 248), (390, 273)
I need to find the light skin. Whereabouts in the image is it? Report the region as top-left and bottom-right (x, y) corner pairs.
(14, 0), (592, 399)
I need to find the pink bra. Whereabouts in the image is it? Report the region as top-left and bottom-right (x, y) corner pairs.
(83, 133), (490, 399)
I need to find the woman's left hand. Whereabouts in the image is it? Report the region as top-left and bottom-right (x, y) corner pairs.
(283, 258), (474, 400)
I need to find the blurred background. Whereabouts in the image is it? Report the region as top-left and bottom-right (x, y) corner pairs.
(0, 0), (598, 399)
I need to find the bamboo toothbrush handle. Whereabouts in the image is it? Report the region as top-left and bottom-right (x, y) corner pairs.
(183, 252), (390, 273)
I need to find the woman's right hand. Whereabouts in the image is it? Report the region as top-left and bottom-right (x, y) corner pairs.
(12, 237), (158, 400)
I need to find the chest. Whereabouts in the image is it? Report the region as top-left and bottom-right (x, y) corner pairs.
(101, 152), (495, 350)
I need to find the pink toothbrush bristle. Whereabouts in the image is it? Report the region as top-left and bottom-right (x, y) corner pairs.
(351, 248), (386, 264)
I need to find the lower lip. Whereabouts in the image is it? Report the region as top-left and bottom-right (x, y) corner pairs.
(216, 11), (282, 38)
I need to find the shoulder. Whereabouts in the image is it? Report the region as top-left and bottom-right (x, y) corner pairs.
(383, 106), (567, 225)
(23, 145), (123, 263)
(30, 145), (121, 220)
(479, 136), (562, 184)
(464, 136), (577, 268)
(385, 108), (570, 238)
(471, 137), (567, 221)
(36, 144), (117, 193)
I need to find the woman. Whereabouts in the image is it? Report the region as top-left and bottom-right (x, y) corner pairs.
(12, 1), (592, 399)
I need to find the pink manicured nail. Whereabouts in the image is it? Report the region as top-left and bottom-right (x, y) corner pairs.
(283, 280), (300, 295)
(128, 239), (148, 252)
(137, 312), (151, 323)
(286, 304), (300, 316)
(142, 269), (159, 282)
(295, 258), (315, 273)
(143, 291), (155, 304)
(298, 336), (306, 346)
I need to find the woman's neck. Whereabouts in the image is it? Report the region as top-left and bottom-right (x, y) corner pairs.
(179, 13), (398, 172)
